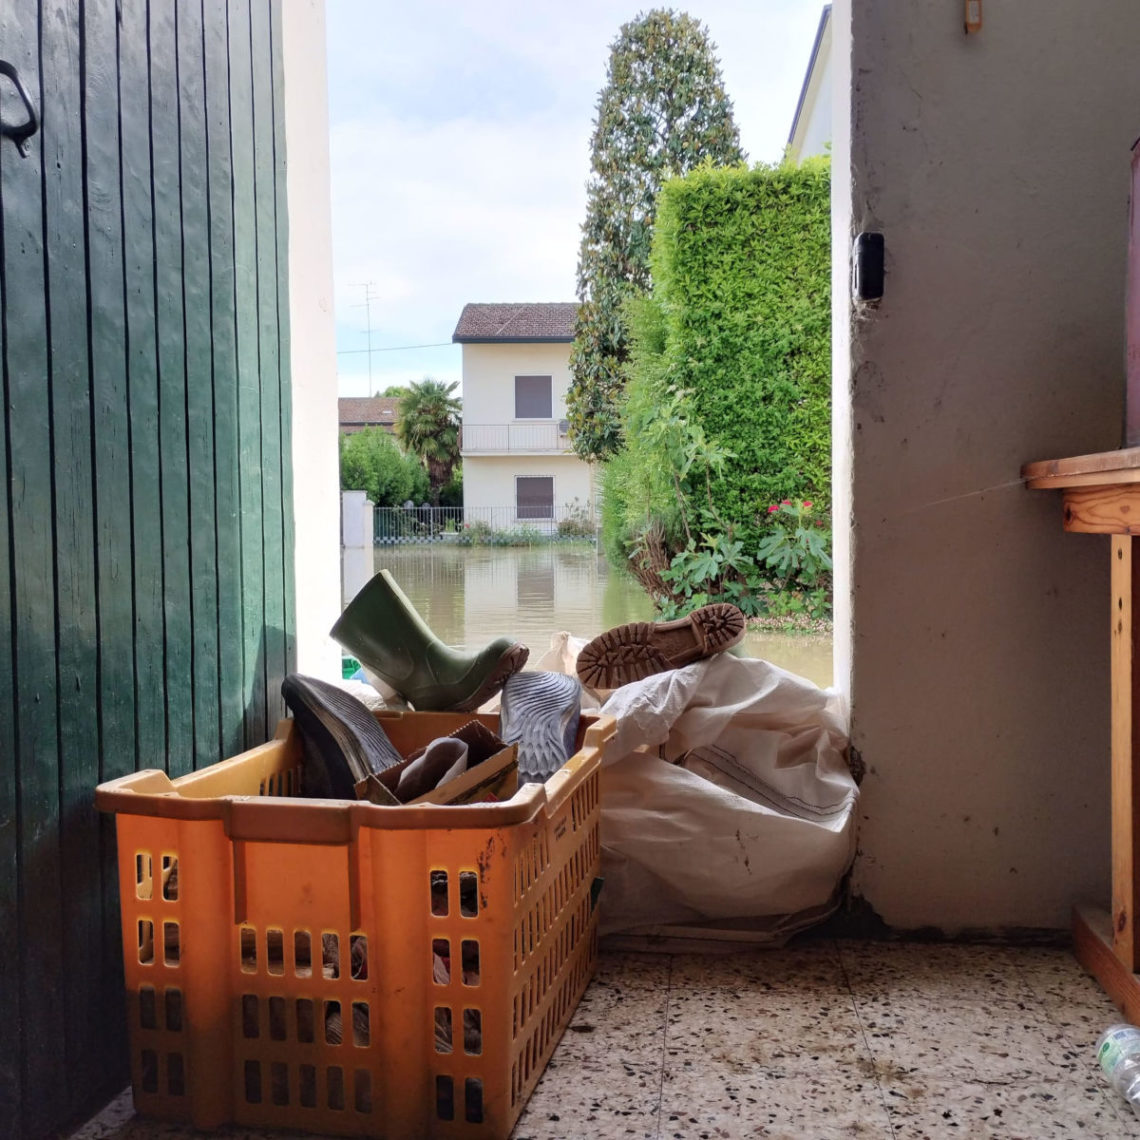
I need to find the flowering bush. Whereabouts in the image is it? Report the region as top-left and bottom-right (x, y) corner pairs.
(651, 500), (832, 622)
(755, 500), (832, 594)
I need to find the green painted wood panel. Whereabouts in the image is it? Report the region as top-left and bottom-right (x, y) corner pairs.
(228, 0), (268, 748)
(177, 0), (222, 772)
(0, 2), (294, 1134)
(203, 0), (246, 762)
(150, 0), (195, 778)
(84, 0), (136, 1070)
(251, 0), (286, 731)
(1, 7), (66, 1139)
(0, 81), (21, 1140)
(42, 0), (104, 1105)
(271, 0), (296, 672)
(120, 0), (167, 773)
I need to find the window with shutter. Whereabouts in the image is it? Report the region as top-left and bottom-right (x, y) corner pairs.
(514, 375), (552, 419)
(516, 476), (554, 520)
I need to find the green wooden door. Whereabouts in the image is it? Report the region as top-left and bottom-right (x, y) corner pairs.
(0, 2), (294, 1134)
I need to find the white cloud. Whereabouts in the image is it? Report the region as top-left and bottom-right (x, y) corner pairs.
(326, 0), (828, 395)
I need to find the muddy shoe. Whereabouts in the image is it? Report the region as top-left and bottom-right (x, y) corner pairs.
(575, 603), (746, 689)
(281, 673), (403, 799)
(499, 671), (581, 783)
(331, 569), (529, 711)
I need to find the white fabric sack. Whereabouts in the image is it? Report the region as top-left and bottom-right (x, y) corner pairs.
(532, 631), (607, 711)
(598, 654), (856, 937)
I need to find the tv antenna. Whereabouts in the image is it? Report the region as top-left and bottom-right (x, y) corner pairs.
(352, 281), (379, 389)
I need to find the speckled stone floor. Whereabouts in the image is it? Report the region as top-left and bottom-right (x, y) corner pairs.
(71, 940), (1140, 1140)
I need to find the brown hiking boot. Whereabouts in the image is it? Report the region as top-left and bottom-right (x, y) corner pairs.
(575, 603), (746, 689)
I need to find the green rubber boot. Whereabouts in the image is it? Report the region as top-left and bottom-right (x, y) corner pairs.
(330, 569), (529, 711)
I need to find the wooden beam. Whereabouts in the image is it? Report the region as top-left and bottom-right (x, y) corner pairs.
(1023, 446), (1140, 485)
(1111, 536), (1140, 969)
(1074, 905), (1140, 1023)
(1064, 486), (1140, 533)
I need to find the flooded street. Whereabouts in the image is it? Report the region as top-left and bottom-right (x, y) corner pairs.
(360, 544), (833, 688)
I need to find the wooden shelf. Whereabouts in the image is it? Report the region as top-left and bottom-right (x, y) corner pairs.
(1074, 904), (1140, 1023)
(1023, 446), (1140, 489)
(1031, 448), (1140, 1017)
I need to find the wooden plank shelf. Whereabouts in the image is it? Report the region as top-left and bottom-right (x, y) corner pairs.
(1025, 448), (1140, 1017)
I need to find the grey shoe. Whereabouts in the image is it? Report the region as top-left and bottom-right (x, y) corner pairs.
(499, 671), (582, 783)
(394, 737), (469, 802)
(281, 673), (403, 799)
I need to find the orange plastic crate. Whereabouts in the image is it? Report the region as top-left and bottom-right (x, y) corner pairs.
(95, 710), (615, 1139)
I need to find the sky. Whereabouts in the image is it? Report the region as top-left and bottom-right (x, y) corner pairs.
(325, 0), (827, 398)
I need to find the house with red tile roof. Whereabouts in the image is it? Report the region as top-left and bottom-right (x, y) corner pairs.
(452, 303), (595, 526)
(338, 396), (400, 435)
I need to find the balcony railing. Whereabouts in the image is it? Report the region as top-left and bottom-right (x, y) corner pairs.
(460, 422), (571, 453)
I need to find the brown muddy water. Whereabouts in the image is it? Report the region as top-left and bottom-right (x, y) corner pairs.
(364, 544), (833, 688)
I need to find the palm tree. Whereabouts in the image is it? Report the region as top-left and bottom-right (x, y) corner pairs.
(395, 378), (461, 505)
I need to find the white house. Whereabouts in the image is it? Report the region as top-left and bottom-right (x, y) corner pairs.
(452, 302), (595, 527)
(786, 4), (832, 162)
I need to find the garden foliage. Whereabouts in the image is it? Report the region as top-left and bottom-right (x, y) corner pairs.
(339, 427), (430, 507)
(566, 8), (744, 461)
(604, 157), (832, 618)
(395, 378), (462, 504)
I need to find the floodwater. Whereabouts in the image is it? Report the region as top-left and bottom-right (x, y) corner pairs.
(364, 544), (833, 688)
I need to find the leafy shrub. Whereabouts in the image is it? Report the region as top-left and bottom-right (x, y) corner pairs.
(651, 158), (831, 538)
(339, 427), (428, 508)
(556, 499), (597, 539)
(755, 500), (832, 593)
(454, 520), (494, 547)
(439, 466), (463, 508)
(600, 157), (832, 618)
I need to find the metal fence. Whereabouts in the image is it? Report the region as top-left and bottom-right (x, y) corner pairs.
(374, 504), (597, 545)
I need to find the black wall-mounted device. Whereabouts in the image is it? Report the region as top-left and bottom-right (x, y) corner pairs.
(853, 231), (885, 302)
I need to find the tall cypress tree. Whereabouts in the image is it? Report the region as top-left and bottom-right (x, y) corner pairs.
(567, 9), (744, 461)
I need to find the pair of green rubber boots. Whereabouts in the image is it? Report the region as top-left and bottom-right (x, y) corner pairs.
(331, 570), (529, 712)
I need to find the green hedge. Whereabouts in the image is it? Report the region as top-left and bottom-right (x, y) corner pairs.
(651, 158), (830, 542)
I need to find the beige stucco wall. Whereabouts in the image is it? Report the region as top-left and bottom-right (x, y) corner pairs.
(463, 455), (594, 519)
(282, 0), (341, 678)
(836, 0), (1140, 931)
(461, 342), (573, 424)
(789, 11), (832, 162)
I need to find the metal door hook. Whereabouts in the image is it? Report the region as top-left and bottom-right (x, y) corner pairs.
(0, 60), (39, 157)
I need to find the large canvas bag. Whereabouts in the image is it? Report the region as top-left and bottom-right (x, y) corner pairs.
(597, 654), (857, 938)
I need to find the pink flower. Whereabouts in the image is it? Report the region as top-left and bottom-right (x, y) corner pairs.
(767, 504), (779, 514)
(781, 499), (791, 506)
(803, 501), (813, 509)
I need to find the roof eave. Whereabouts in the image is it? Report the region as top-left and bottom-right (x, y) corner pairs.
(453, 335), (574, 344)
(787, 4), (832, 150)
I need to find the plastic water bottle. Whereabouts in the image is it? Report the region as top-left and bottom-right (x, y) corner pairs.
(1096, 1023), (1140, 1118)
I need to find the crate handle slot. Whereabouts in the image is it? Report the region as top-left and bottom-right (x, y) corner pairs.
(231, 838), (363, 928)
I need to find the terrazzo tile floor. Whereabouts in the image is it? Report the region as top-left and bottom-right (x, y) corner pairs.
(72, 940), (1140, 1140)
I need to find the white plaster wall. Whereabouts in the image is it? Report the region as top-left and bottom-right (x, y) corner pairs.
(461, 342), (573, 424)
(840, 0), (1140, 931)
(830, 0), (852, 701)
(281, 0), (341, 678)
(463, 456), (594, 517)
